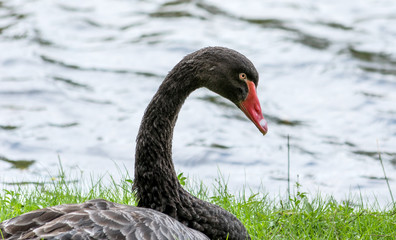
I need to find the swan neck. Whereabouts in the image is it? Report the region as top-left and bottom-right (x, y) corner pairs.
(134, 69), (199, 214)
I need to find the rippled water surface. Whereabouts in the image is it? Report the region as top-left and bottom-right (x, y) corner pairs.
(1, 0), (396, 205)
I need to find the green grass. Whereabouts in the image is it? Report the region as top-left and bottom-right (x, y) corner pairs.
(1, 166), (395, 239)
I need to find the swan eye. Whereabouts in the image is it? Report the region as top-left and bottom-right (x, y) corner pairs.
(239, 73), (247, 81)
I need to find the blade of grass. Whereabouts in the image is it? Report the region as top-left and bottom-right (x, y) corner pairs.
(376, 140), (395, 206)
(287, 135), (291, 200)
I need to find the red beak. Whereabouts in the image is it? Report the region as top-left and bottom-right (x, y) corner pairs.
(238, 80), (268, 135)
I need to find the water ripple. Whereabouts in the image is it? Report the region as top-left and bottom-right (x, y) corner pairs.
(1, 0), (396, 205)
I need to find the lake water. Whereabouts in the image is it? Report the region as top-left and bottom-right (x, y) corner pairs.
(1, 0), (395, 206)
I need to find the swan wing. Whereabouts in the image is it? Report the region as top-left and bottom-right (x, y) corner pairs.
(0, 199), (209, 240)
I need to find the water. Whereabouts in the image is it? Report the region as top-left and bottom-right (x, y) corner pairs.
(1, 0), (395, 206)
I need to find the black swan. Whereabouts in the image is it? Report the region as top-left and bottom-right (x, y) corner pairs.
(0, 47), (267, 240)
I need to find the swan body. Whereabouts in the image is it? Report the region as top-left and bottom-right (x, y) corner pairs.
(0, 47), (267, 240)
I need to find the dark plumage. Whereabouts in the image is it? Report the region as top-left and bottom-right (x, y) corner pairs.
(0, 47), (267, 240)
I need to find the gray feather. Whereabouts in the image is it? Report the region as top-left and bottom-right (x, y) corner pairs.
(0, 199), (209, 240)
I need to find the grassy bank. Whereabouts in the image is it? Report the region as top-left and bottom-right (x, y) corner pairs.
(1, 167), (395, 239)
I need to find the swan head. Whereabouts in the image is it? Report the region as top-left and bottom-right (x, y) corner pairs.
(186, 47), (268, 135)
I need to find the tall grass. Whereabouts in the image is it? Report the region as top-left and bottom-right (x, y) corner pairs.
(1, 165), (395, 239)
